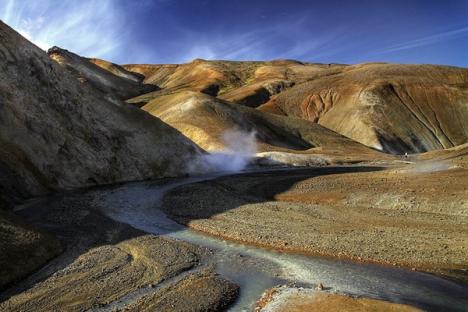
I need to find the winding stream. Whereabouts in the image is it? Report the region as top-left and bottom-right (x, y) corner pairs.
(92, 170), (468, 312)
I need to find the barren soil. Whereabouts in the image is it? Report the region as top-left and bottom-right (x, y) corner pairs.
(0, 192), (238, 311)
(162, 164), (468, 283)
(255, 286), (422, 312)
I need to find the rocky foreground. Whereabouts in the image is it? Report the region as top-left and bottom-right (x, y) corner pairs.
(0, 192), (238, 311)
(2, 159), (466, 311)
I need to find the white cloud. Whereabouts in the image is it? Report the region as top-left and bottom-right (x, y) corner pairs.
(1, 0), (126, 59)
(376, 26), (468, 55)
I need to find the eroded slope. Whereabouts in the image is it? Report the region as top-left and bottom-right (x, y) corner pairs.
(48, 47), (157, 100)
(0, 21), (202, 206)
(261, 63), (468, 153)
(142, 91), (389, 165)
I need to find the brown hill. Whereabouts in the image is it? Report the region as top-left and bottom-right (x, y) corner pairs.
(0, 21), (202, 206)
(123, 60), (347, 107)
(121, 60), (468, 154)
(88, 58), (146, 83)
(142, 91), (391, 166)
(48, 47), (157, 101)
(260, 63), (468, 154)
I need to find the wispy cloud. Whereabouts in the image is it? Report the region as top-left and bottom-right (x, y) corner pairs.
(0, 0), (127, 59)
(170, 16), (348, 63)
(2, 1), (466, 66)
(376, 26), (468, 55)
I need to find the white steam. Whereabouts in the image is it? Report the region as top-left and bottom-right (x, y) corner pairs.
(195, 129), (257, 173)
(405, 160), (455, 173)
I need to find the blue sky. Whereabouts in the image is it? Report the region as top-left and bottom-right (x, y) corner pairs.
(2, 0), (468, 66)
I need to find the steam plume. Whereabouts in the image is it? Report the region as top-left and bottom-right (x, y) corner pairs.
(194, 129), (257, 173)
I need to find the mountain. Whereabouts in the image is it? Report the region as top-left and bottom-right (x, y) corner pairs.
(120, 60), (468, 154)
(123, 59), (347, 107)
(260, 63), (468, 154)
(47, 47), (157, 101)
(142, 91), (391, 166)
(0, 21), (202, 207)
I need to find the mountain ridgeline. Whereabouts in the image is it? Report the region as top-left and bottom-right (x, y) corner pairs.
(116, 58), (467, 155)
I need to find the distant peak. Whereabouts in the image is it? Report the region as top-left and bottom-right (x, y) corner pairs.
(47, 46), (76, 57)
(191, 58), (208, 63)
(47, 46), (66, 53)
(270, 59), (304, 65)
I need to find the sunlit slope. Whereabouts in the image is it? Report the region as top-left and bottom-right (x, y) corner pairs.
(124, 59), (347, 107)
(142, 91), (390, 164)
(48, 47), (157, 100)
(261, 63), (468, 154)
(120, 60), (468, 155)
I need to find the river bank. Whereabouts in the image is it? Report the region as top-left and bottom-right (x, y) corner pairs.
(161, 166), (468, 284)
(1, 166), (467, 311)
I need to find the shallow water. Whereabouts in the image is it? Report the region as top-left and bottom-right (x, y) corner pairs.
(94, 170), (468, 312)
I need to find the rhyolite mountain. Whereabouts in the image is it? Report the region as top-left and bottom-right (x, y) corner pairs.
(0, 21), (203, 208)
(51, 52), (393, 166)
(107, 59), (468, 155)
(261, 63), (468, 154)
(47, 46), (158, 101)
(142, 91), (390, 166)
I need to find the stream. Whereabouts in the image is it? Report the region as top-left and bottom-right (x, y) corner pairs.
(91, 170), (468, 312)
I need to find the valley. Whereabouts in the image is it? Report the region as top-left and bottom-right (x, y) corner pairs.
(0, 18), (467, 311)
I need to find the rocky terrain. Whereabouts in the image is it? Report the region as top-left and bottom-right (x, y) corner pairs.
(0, 210), (62, 291)
(1, 17), (467, 312)
(255, 286), (421, 311)
(161, 150), (468, 284)
(0, 192), (238, 311)
(0, 21), (202, 208)
(48, 47), (157, 101)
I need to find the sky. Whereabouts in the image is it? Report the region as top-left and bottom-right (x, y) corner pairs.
(2, 0), (468, 67)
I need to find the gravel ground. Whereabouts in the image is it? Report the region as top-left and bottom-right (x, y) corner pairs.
(161, 165), (468, 284)
(255, 285), (421, 312)
(0, 193), (238, 311)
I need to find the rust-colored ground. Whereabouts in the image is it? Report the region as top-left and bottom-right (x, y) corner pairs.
(256, 287), (421, 312)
